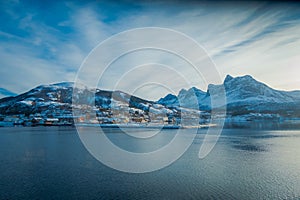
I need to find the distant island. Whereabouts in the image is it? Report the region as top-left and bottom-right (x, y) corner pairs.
(1, 75), (300, 127)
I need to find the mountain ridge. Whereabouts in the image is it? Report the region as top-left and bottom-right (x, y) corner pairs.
(1, 74), (300, 127)
(158, 74), (300, 117)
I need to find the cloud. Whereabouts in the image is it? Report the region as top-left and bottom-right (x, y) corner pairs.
(0, 0), (300, 100)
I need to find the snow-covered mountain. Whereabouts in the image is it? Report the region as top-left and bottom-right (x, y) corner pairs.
(1, 74), (300, 127)
(215, 75), (300, 104)
(0, 82), (183, 126)
(0, 82), (74, 116)
(157, 87), (206, 109)
(158, 75), (300, 117)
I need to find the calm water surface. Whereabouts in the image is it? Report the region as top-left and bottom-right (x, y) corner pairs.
(1, 126), (300, 199)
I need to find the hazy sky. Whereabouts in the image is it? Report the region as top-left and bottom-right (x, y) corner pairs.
(1, 0), (300, 100)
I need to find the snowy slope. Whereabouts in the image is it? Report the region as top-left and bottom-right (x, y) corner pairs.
(158, 87), (206, 109)
(1, 75), (300, 120)
(0, 82), (178, 118)
(158, 75), (300, 116)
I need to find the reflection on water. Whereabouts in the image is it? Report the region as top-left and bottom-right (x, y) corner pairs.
(0, 125), (300, 199)
(231, 141), (268, 152)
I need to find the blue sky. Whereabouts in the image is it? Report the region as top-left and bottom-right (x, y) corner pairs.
(1, 0), (300, 100)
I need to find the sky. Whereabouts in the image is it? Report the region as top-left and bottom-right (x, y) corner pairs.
(1, 0), (300, 100)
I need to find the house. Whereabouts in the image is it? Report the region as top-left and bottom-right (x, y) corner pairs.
(44, 118), (59, 126)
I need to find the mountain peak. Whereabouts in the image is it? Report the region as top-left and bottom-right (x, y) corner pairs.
(178, 88), (187, 95)
(239, 74), (254, 80)
(188, 86), (205, 93)
(224, 74), (234, 83)
(223, 74), (257, 85)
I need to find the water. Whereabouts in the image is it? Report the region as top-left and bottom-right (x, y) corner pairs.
(1, 126), (300, 199)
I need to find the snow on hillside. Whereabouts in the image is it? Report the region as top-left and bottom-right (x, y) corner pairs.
(0, 82), (187, 127)
(158, 74), (300, 116)
(1, 75), (300, 127)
